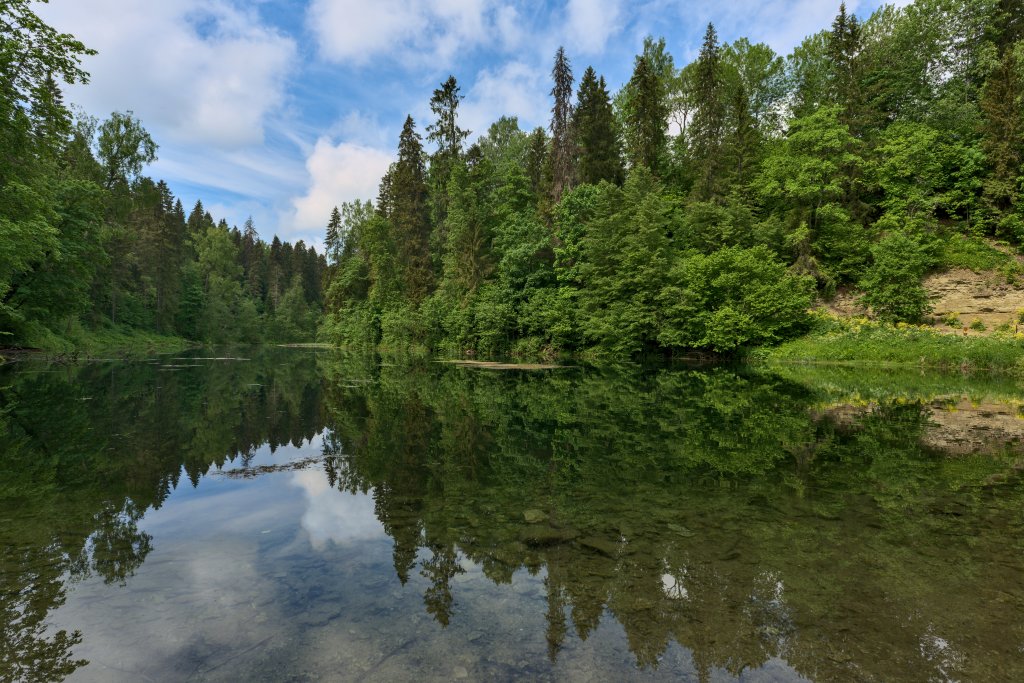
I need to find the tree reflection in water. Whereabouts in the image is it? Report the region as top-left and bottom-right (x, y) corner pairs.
(1, 350), (1022, 681)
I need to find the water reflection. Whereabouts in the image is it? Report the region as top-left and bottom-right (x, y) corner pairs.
(1, 351), (1022, 681)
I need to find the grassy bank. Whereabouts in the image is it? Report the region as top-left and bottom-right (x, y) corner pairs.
(749, 313), (1024, 373)
(2, 321), (193, 361)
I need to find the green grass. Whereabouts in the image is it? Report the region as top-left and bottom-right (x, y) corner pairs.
(749, 313), (1024, 373)
(5, 320), (192, 359)
(938, 234), (1020, 274)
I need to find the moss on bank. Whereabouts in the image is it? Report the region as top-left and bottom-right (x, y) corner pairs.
(748, 313), (1024, 373)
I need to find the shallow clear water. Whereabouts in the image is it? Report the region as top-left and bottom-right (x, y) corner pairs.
(1, 349), (1023, 681)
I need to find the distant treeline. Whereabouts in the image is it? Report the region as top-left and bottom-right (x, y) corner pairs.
(1, 1), (325, 347)
(321, 0), (1024, 357)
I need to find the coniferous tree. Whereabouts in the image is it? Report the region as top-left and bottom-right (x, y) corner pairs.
(527, 127), (550, 200)
(325, 206), (343, 264)
(391, 116), (433, 303)
(826, 3), (864, 130)
(573, 67), (623, 185)
(979, 44), (1023, 227)
(624, 55), (668, 174)
(549, 47), (576, 202)
(690, 24), (727, 199)
(426, 76), (469, 238)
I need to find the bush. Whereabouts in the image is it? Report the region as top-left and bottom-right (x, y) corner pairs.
(658, 246), (815, 352)
(860, 231), (931, 323)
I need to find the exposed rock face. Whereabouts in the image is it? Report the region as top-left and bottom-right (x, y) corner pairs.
(925, 269), (1024, 332)
(823, 269), (1024, 333)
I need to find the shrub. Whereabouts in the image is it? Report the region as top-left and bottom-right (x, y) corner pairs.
(860, 231), (931, 323)
(658, 246), (815, 352)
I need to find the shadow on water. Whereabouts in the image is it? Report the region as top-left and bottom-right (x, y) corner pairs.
(1, 349), (1023, 681)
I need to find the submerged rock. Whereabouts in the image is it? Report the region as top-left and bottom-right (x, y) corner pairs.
(522, 509), (547, 524)
(518, 526), (578, 546)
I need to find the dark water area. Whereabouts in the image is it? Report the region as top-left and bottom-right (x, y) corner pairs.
(1, 349), (1023, 682)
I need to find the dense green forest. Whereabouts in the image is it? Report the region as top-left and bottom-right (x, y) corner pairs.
(1, 1), (325, 349)
(321, 0), (1024, 358)
(3, 0), (1023, 356)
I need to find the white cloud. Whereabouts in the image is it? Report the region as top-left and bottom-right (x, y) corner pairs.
(461, 61), (550, 140)
(566, 0), (624, 55)
(495, 5), (525, 51)
(39, 0), (295, 150)
(307, 0), (493, 67)
(288, 138), (394, 238)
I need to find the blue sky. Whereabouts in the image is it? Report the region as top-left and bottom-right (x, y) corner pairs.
(40, 0), (907, 250)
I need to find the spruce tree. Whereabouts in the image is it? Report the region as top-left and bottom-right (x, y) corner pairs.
(573, 67), (623, 185)
(689, 24), (726, 198)
(426, 76), (469, 232)
(527, 127), (549, 199)
(826, 3), (863, 129)
(980, 46), (1023, 223)
(325, 206), (343, 264)
(391, 116), (433, 302)
(624, 55), (668, 173)
(549, 47), (576, 201)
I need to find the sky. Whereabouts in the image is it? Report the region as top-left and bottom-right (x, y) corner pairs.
(38, 0), (909, 250)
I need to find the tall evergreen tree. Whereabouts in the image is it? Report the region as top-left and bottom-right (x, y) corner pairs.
(325, 206), (343, 264)
(527, 127), (550, 200)
(689, 24), (726, 199)
(426, 76), (469, 233)
(391, 116), (433, 302)
(624, 55), (668, 173)
(826, 3), (864, 130)
(980, 44), (1023, 225)
(549, 47), (576, 201)
(573, 67), (623, 185)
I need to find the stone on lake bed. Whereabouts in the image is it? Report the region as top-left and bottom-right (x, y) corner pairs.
(522, 509), (547, 523)
(667, 523), (695, 537)
(519, 526), (578, 546)
(578, 536), (620, 557)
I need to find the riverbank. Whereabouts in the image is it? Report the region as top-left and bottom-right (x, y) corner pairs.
(1, 324), (193, 363)
(749, 314), (1024, 373)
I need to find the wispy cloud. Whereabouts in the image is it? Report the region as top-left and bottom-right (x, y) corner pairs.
(41, 0), (295, 149)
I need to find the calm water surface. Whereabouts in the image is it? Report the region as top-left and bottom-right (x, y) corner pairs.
(1, 349), (1023, 682)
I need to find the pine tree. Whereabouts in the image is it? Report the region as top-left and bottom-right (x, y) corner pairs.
(690, 24), (727, 199)
(573, 67), (623, 185)
(624, 55), (668, 173)
(549, 47), (576, 201)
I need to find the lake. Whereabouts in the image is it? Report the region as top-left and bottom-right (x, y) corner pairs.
(1, 349), (1022, 681)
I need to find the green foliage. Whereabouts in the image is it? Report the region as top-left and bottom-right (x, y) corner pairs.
(860, 231), (932, 322)
(659, 246), (815, 351)
(938, 234), (1016, 271)
(575, 169), (674, 355)
(0, 7), (325, 350)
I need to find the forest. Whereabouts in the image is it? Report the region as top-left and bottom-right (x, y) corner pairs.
(1, 1), (325, 350)
(3, 0), (1023, 357)
(321, 0), (1024, 358)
